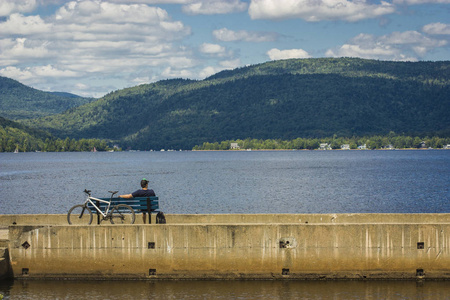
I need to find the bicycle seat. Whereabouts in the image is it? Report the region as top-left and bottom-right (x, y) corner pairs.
(84, 189), (91, 194)
(109, 191), (119, 195)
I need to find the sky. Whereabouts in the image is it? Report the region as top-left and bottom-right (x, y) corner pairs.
(0, 0), (449, 98)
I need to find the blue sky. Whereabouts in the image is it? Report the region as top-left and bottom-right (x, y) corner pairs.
(0, 0), (449, 97)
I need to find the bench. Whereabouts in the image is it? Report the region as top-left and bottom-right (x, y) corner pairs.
(87, 196), (159, 224)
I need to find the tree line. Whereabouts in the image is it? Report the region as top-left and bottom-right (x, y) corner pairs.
(0, 115), (114, 152)
(0, 136), (112, 152)
(193, 134), (450, 151)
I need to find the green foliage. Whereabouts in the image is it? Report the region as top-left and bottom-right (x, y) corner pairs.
(0, 116), (112, 152)
(13, 58), (450, 150)
(194, 134), (450, 150)
(0, 76), (93, 120)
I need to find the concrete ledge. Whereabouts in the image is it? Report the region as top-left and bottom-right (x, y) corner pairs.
(3, 214), (450, 280)
(1, 213), (450, 226)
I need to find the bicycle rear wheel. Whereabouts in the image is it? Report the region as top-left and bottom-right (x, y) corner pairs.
(110, 204), (135, 224)
(67, 204), (93, 225)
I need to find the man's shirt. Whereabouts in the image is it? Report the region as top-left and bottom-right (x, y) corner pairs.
(131, 189), (156, 197)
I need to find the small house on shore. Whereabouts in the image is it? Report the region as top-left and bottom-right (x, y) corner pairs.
(319, 143), (331, 150)
(230, 143), (240, 150)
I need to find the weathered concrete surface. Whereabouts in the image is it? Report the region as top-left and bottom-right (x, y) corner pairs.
(2, 214), (449, 280)
(1, 213), (450, 226)
(0, 228), (8, 245)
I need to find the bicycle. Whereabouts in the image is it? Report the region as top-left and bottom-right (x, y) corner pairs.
(67, 189), (135, 225)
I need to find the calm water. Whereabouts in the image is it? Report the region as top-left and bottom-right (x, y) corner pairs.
(0, 150), (449, 214)
(1, 150), (449, 299)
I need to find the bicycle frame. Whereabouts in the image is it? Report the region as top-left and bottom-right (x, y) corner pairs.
(84, 196), (112, 218)
(81, 189), (118, 219)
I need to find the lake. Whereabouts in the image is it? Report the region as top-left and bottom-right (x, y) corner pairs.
(0, 150), (449, 214)
(0, 150), (449, 299)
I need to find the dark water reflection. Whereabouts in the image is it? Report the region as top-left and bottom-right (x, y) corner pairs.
(1, 280), (449, 300)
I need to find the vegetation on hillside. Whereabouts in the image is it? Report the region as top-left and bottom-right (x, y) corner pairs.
(0, 116), (111, 152)
(0, 76), (93, 120)
(10, 58), (450, 149)
(3, 113), (448, 152)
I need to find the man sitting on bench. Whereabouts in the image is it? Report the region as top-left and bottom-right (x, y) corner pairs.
(119, 178), (156, 198)
(119, 178), (157, 224)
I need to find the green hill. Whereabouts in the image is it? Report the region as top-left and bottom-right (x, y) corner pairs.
(0, 76), (93, 120)
(0, 115), (52, 151)
(0, 115), (113, 152)
(22, 58), (450, 150)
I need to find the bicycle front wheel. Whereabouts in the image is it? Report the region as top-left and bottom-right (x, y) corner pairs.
(110, 204), (135, 224)
(67, 204), (93, 225)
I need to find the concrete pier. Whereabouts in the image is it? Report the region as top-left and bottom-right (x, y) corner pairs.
(1, 214), (449, 280)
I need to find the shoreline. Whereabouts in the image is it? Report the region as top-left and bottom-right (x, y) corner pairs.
(193, 148), (448, 151)
(2, 147), (449, 153)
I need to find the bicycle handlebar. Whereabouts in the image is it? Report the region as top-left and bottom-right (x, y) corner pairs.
(84, 189), (118, 197)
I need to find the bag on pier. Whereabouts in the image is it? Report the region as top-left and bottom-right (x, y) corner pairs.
(156, 211), (166, 224)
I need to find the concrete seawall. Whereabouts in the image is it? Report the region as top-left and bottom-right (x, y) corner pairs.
(1, 214), (449, 280)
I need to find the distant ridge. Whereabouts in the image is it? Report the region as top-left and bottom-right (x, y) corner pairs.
(0, 76), (93, 120)
(16, 58), (450, 149)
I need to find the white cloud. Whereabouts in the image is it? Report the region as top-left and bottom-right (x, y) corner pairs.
(166, 56), (196, 68)
(75, 82), (89, 90)
(326, 43), (413, 60)
(105, 0), (194, 4)
(267, 48), (311, 60)
(325, 31), (447, 61)
(0, 66), (33, 81)
(0, 1), (196, 95)
(0, 65), (77, 85)
(0, 13), (52, 35)
(31, 64), (79, 77)
(55, 1), (180, 27)
(130, 43), (173, 55)
(199, 43), (226, 55)
(48, 1), (191, 49)
(219, 58), (241, 68)
(0, 38), (50, 64)
(393, 0), (450, 4)
(422, 23), (450, 35)
(380, 31), (446, 48)
(248, 0), (395, 22)
(0, 0), (37, 17)
(182, 0), (248, 15)
(161, 66), (193, 78)
(213, 28), (278, 42)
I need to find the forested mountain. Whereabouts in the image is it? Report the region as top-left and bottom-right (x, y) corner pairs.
(21, 58), (450, 150)
(0, 76), (93, 120)
(0, 115), (51, 151)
